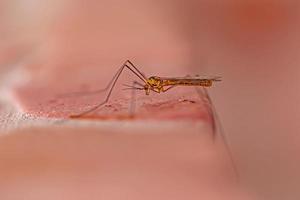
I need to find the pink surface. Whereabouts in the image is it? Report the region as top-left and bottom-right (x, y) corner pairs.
(0, 126), (249, 200)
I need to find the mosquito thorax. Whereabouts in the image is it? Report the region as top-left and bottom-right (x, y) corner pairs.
(147, 76), (161, 86)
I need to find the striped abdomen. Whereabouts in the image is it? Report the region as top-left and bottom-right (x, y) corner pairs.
(162, 79), (213, 87)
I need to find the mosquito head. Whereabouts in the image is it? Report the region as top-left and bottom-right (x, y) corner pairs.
(143, 76), (162, 95)
(147, 76), (162, 87)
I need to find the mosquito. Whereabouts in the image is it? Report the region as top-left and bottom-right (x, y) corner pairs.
(67, 60), (221, 118)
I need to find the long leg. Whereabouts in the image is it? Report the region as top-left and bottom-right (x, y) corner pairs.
(128, 81), (141, 117)
(195, 87), (239, 179)
(58, 66), (123, 98)
(123, 81), (144, 90)
(59, 60), (146, 98)
(71, 61), (147, 118)
(127, 60), (147, 80)
(196, 87), (217, 138)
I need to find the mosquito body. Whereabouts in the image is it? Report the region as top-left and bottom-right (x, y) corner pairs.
(141, 76), (221, 95)
(68, 60), (221, 117)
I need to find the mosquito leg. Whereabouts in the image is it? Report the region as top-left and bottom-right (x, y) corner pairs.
(70, 61), (147, 118)
(58, 66), (123, 98)
(194, 87), (216, 138)
(123, 81), (144, 89)
(70, 98), (109, 118)
(126, 60), (147, 80)
(59, 60), (146, 98)
(194, 87), (239, 179)
(128, 81), (141, 117)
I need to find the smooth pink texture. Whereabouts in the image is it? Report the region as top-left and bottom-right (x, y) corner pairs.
(0, 126), (247, 200)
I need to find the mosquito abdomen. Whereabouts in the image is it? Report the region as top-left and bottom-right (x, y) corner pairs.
(163, 79), (213, 87)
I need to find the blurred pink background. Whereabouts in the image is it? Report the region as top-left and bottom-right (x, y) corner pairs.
(1, 0), (300, 199)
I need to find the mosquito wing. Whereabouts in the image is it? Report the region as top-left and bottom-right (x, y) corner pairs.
(160, 75), (222, 81)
